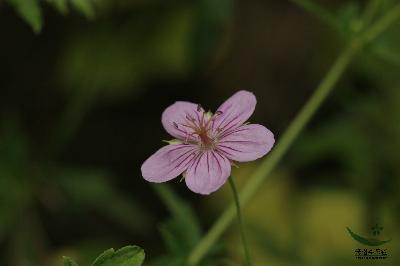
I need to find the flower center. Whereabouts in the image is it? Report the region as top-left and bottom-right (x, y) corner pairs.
(197, 127), (214, 149)
(173, 105), (223, 150)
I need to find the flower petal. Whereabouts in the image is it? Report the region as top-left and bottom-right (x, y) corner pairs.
(212, 90), (256, 132)
(141, 144), (197, 182)
(161, 101), (201, 140)
(185, 151), (231, 195)
(217, 124), (274, 162)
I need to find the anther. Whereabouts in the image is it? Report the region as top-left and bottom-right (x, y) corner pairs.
(186, 115), (196, 122)
(173, 122), (179, 129)
(215, 110), (223, 116)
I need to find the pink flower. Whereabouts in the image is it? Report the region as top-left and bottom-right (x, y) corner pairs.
(141, 90), (275, 195)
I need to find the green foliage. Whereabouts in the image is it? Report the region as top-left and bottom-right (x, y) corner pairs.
(63, 246), (145, 266)
(336, 1), (362, 34)
(49, 0), (69, 14)
(59, 6), (193, 101)
(2, 0), (400, 265)
(292, 83), (400, 205)
(63, 257), (79, 266)
(151, 184), (202, 265)
(70, 0), (95, 19)
(151, 184), (224, 266)
(291, 0), (400, 40)
(91, 246), (145, 266)
(6, 0), (95, 33)
(290, 0), (400, 131)
(0, 117), (152, 264)
(367, 19), (400, 66)
(346, 227), (392, 246)
(8, 0), (43, 33)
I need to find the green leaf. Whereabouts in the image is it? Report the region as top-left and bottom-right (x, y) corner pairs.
(151, 184), (202, 264)
(48, 0), (69, 15)
(8, 0), (43, 33)
(70, 0), (95, 19)
(91, 246), (145, 266)
(153, 184), (201, 249)
(151, 184), (225, 265)
(346, 227), (392, 246)
(63, 256), (78, 266)
(62, 246), (145, 266)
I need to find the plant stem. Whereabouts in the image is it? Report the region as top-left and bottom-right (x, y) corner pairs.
(362, 3), (400, 42)
(187, 4), (400, 265)
(188, 42), (356, 266)
(228, 176), (252, 266)
(362, 0), (381, 28)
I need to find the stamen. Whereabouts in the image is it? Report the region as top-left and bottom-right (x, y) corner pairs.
(184, 132), (196, 144)
(186, 115), (196, 123)
(209, 110), (223, 123)
(171, 109), (220, 150)
(200, 110), (205, 127)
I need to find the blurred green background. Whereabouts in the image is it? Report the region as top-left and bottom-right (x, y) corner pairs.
(0, 0), (399, 265)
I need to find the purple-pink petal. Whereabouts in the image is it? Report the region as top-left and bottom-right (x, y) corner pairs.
(212, 90), (256, 132)
(217, 124), (274, 162)
(185, 151), (231, 195)
(161, 101), (200, 141)
(141, 144), (197, 182)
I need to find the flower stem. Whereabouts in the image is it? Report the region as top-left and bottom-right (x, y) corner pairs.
(188, 43), (356, 266)
(228, 176), (252, 266)
(187, 5), (400, 265)
(362, 3), (400, 43)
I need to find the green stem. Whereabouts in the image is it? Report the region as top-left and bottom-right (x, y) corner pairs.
(362, 3), (400, 42)
(187, 4), (400, 265)
(228, 176), (252, 266)
(188, 42), (356, 266)
(362, 0), (381, 28)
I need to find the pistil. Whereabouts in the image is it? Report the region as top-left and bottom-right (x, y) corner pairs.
(172, 108), (224, 150)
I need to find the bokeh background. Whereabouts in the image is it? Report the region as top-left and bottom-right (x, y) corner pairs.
(0, 0), (399, 265)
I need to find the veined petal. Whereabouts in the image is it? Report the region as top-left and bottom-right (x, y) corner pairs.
(217, 124), (274, 162)
(141, 144), (197, 182)
(161, 101), (201, 141)
(185, 151), (231, 195)
(212, 90), (256, 132)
